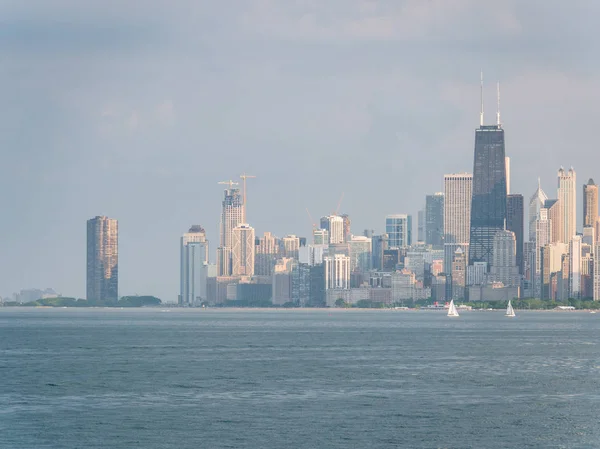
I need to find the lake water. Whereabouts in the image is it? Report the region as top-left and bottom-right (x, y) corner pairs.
(1, 308), (600, 448)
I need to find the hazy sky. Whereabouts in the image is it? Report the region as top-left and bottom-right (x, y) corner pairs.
(1, 0), (599, 301)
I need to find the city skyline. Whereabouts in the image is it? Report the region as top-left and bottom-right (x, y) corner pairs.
(2, 2), (600, 301)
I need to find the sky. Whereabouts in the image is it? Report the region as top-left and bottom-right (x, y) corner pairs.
(1, 0), (599, 301)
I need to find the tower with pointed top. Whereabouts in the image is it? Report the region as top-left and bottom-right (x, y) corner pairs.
(583, 178), (598, 231)
(469, 74), (508, 269)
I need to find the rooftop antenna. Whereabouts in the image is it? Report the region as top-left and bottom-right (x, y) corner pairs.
(480, 71), (484, 127)
(496, 81), (501, 127)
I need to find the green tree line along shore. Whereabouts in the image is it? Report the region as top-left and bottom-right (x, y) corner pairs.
(2, 296), (162, 308)
(4, 296), (600, 310)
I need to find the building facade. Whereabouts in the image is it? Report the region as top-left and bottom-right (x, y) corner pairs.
(180, 226), (209, 306)
(528, 179), (548, 243)
(469, 124), (507, 268)
(583, 178), (598, 233)
(425, 193), (444, 249)
(489, 230), (520, 288)
(86, 216), (118, 302)
(385, 214), (412, 249)
(444, 173), (473, 272)
(506, 194), (524, 274)
(217, 187), (244, 276)
(232, 224), (255, 276)
(324, 254), (351, 290)
(557, 167), (576, 244)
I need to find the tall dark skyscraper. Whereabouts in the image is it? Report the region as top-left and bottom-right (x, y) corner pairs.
(87, 216), (118, 301)
(506, 194), (524, 274)
(425, 193), (444, 249)
(469, 78), (507, 268)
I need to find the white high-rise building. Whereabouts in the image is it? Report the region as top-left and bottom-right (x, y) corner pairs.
(217, 187), (244, 275)
(535, 208), (552, 275)
(489, 230), (520, 288)
(528, 179), (548, 243)
(569, 235), (582, 299)
(232, 224), (255, 276)
(299, 244), (326, 266)
(180, 226), (209, 306)
(324, 254), (350, 290)
(558, 167), (576, 244)
(443, 173), (473, 272)
(327, 216), (345, 244)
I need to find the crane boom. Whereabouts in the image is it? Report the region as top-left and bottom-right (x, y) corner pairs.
(218, 180), (239, 189)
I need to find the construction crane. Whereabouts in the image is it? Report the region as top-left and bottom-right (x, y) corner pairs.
(306, 208), (317, 230)
(218, 180), (239, 190)
(334, 192), (345, 215)
(239, 173), (256, 222)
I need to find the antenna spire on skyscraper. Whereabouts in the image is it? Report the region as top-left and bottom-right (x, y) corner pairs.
(497, 81), (501, 127)
(480, 71), (484, 127)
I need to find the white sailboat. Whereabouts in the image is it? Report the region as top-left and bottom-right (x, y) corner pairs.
(505, 300), (516, 317)
(447, 299), (459, 317)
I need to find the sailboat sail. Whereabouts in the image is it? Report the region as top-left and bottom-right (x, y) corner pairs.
(505, 300), (515, 317)
(447, 299), (459, 317)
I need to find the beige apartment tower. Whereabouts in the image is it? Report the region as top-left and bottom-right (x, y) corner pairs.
(443, 173), (473, 271)
(583, 179), (598, 230)
(557, 167), (576, 243)
(232, 224), (255, 276)
(87, 216), (118, 301)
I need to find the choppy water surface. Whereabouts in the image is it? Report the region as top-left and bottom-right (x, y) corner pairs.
(1, 308), (600, 448)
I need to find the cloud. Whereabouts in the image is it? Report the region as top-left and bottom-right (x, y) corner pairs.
(241, 0), (521, 41)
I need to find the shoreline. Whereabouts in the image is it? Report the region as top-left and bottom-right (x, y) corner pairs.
(0, 306), (597, 313)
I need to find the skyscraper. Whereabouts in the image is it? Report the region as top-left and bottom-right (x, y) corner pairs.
(469, 120), (507, 268)
(86, 216), (118, 302)
(557, 167), (576, 244)
(348, 235), (372, 272)
(255, 231), (278, 276)
(444, 173), (472, 272)
(341, 214), (351, 243)
(583, 178), (598, 229)
(232, 223), (255, 276)
(425, 193), (444, 249)
(217, 186), (244, 276)
(594, 243), (600, 301)
(489, 230), (520, 288)
(417, 209), (425, 243)
(324, 254), (350, 290)
(180, 226), (209, 306)
(385, 214), (412, 248)
(281, 235), (300, 259)
(322, 215), (344, 244)
(505, 156), (511, 194)
(545, 199), (562, 244)
(506, 194), (524, 274)
(313, 228), (329, 245)
(569, 235), (582, 299)
(528, 179), (548, 243)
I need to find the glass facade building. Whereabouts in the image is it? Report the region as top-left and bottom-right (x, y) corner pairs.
(506, 194), (524, 274)
(425, 193), (444, 249)
(469, 125), (507, 268)
(385, 214), (412, 249)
